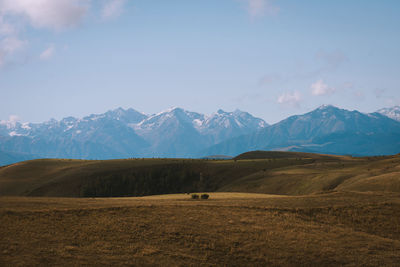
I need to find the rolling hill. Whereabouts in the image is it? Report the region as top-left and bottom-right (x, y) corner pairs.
(1, 151), (400, 197)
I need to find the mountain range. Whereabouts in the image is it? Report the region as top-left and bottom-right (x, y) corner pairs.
(0, 105), (399, 165)
(0, 107), (268, 164)
(205, 105), (400, 156)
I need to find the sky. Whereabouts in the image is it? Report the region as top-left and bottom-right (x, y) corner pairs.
(0, 0), (399, 124)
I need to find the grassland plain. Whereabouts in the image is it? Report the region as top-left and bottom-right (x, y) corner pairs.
(1, 192), (400, 266)
(1, 151), (400, 266)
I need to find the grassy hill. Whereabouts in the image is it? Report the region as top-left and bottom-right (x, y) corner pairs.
(233, 150), (345, 160)
(1, 151), (400, 197)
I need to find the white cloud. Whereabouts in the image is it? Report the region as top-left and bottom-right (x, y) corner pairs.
(0, 36), (25, 53)
(277, 91), (301, 107)
(0, 0), (89, 31)
(0, 16), (15, 35)
(311, 80), (335, 96)
(102, 0), (126, 20)
(0, 0), (89, 67)
(40, 44), (55, 60)
(0, 36), (26, 66)
(245, 0), (279, 18)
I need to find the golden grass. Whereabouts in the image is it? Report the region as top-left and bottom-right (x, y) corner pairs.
(135, 192), (287, 200)
(2, 154), (400, 264)
(1, 192), (400, 266)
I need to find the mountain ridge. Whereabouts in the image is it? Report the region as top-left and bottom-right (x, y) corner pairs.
(1, 105), (400, 165)
(202, 105), (400, 157)
(377, 106), (400, 121)
(0, 107), (269, 162)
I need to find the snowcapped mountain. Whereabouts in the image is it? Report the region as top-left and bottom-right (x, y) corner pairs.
(0, 107), (268, 161)
(132, 107), (207, 157)
(198, 109), (268, 144)
(132, 107), (268, 157)
(2, 105), (400, 164)
(377, 106), (400, 121)
(203, 105), (400, 157)
(0, 108), (150, 159)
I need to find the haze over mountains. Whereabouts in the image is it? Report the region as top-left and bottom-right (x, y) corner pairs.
(0, 107), (268, 164)
(1, 105), (400, 165)
(206, 105), (400, 157)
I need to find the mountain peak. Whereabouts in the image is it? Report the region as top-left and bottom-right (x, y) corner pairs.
(89, 107), (148, 124)
(317, 104), (337, 110)
(167, 106), (181, 112)
(233, 109), (244, 114)
(377, 106), (400, 121)
(155, 106), (183, 116)
(378, 106), (400, 112)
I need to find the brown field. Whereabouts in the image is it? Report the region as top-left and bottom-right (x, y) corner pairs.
(2, 152), (400, 266)
(1, 192), (400, 266)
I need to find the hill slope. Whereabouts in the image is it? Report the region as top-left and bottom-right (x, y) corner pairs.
(1, 151), (400, 197)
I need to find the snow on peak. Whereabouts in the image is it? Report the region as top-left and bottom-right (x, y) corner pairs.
(0, 115), (21, 129)
(317, 104), (336, 110)
(9, 131), (24, 137)
(377, 106), (400, 121)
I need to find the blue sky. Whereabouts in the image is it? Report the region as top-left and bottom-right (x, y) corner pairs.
(0, 0), (399, 124)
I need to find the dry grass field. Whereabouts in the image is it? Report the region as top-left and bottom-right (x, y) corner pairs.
(1, 192), (400, 266)
(1, 152), (400, 266)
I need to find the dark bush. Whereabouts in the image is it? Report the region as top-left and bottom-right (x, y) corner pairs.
(201, 193), (209, 199)
(191, 194), (199, 199)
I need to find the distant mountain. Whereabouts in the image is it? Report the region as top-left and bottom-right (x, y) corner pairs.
(2, 105), (400, 161)
(198, 109), (268, 144)
(0, 108), (149, 159)
(132, 107), (269, 157)
(133, 108), (207, 157)
(203, 105), (400, 156)
(0, 107), (268, 160)
(377, 106), (400, 121)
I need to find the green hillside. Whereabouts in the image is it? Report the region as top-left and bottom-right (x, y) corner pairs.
(1, 151), (400, 197)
